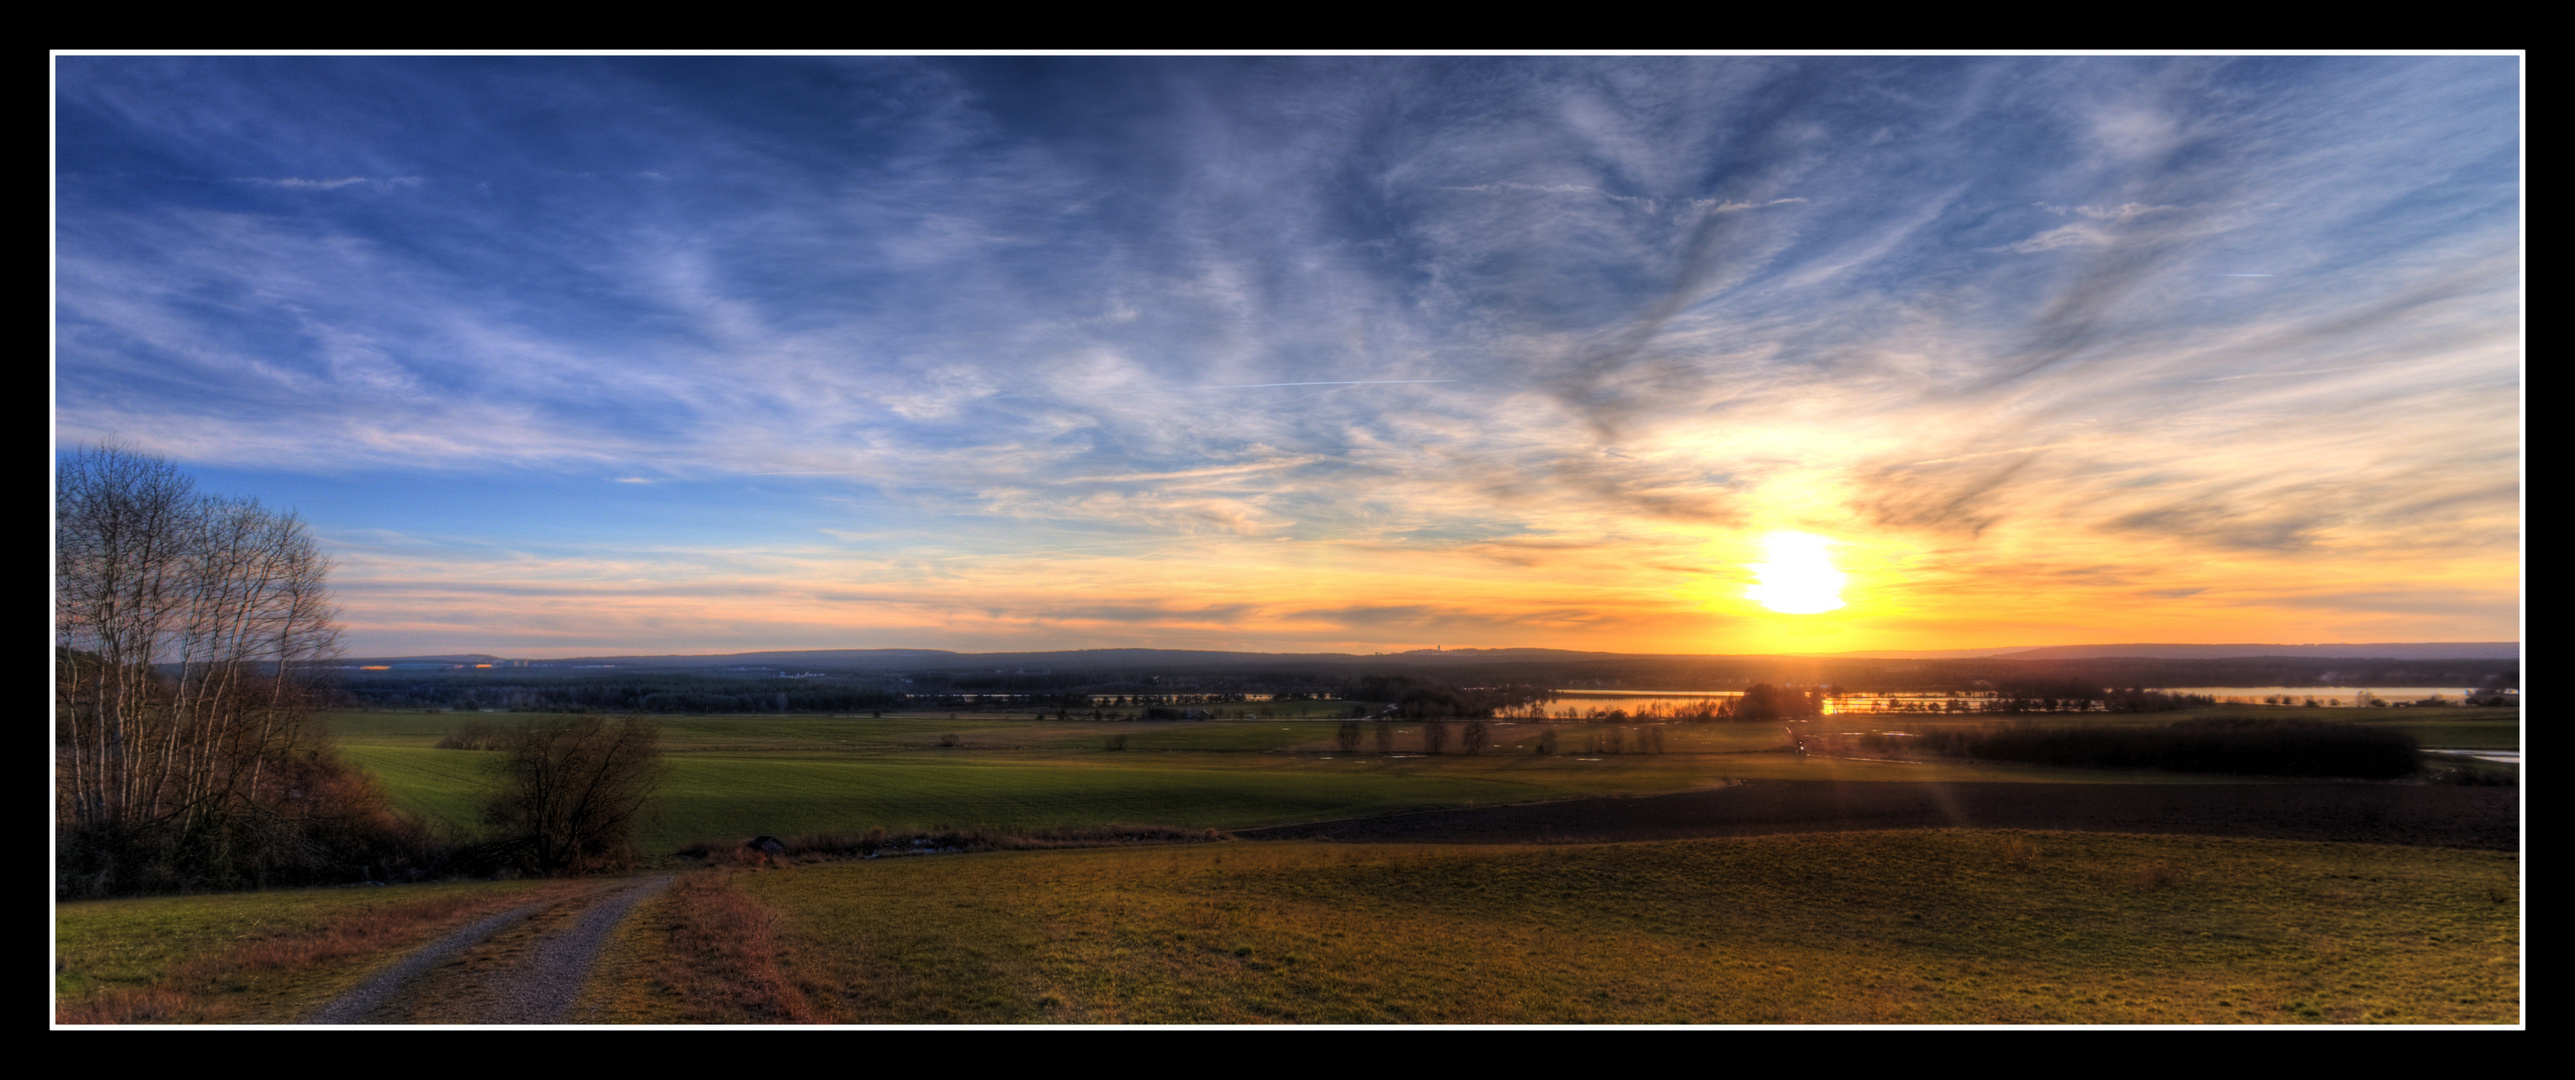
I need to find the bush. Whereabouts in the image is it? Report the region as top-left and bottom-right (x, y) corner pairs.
(479, 716), (669, 874)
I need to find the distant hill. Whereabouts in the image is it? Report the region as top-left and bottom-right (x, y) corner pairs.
(333, 654), (508, 666)
(486, 647), (1623, 671)
(339, 642), (2517, 670)
(1804, 647), (2046, 660)
(1990, 643), (2519, 661)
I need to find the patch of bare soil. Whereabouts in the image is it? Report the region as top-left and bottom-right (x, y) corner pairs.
(1235, 780), (2518, 849)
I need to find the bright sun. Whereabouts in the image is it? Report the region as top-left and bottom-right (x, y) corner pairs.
(1746, 531), (1847, 615)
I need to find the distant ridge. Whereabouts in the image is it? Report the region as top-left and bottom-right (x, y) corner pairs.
(1804, 646), (2043, 660)
(343, 642), (2517, 667)
(334, 654), (507, 666)
(1991, 642), (2519, 661)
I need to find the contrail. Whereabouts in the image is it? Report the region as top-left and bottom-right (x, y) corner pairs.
(1177, 379), (1457, 390)
(2215, 273), (2276, 277)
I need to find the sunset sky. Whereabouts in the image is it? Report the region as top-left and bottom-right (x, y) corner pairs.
(52, 56), (2522, 658)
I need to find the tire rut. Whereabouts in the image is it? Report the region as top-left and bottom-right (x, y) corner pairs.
(305, 875), (673, 1025)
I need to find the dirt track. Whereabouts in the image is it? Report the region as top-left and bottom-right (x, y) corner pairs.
(306, 875), (671, 1025)
(1235, 779), (2520, 850)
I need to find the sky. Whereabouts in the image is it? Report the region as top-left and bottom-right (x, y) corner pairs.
(52, 55), (2523, 658)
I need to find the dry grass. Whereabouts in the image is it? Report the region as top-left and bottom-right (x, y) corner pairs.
(56, 879), (586, 1024)
(582, 873), (819, 1023)
(581, 830), (2519, 1025)
(1997, 836), (2042, 872)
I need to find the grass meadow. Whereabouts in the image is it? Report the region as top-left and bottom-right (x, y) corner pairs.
(60, 705), (2517, 1025)
(325, 705), (2517, 858)
(583, 830), (2519, 1024)
(54, 878), (596, 1024)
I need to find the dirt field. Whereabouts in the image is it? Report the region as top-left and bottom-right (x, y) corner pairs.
(1236, 779), (2519, 850)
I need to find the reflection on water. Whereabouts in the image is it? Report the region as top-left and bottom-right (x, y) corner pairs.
(1544, 685), (2512, 718)
(2134, 686), (2493, 706)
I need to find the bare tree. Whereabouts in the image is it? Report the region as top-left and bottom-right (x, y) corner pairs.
(56, 446), (379, 895)
(1373, 720), (1394, 754)
(1336, 721), (1361, 753)
(480, 716), (669, 874)
(1462, 720), (1491, 755)
(1421, 720), (1450, 755)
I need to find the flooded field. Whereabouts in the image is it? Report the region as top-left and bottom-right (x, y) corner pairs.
(1543, 686), (2511, 717)
(2137, 686), (2499, 706)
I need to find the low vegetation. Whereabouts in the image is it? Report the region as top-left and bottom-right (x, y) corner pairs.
(322, 705), (2517, 860)
(55, 878), (585, 1024)
(585, 873), (821, 1023)
(585, 831), (2518, 1024)
(471, 716), (669, 875)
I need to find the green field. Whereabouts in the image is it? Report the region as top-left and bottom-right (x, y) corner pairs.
(328, 710), (2430, 856)
(590, 830), (2520, 1024)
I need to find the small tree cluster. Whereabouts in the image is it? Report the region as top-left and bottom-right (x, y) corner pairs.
(479, 716), (669, 874)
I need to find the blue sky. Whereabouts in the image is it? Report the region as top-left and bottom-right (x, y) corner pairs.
(54, 56), (2522, 657)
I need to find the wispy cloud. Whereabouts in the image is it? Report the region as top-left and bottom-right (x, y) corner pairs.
(55, 56), (2522, 654)
(230, 175), (423, 190)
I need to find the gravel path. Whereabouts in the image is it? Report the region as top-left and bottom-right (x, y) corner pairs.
(304, 903), (548, 1024)
(305, 874), (673, 1025)
(478, 875), (671, 1024)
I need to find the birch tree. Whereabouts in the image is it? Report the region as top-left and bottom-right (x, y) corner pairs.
(57, 446), (368, 894)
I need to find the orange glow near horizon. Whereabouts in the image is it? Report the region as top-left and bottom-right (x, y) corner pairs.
(323, 507), (2520, 659)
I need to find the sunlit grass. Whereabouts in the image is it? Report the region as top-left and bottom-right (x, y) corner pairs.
(334, 710), (2385, 858)
(597, 831), (2518, 1024)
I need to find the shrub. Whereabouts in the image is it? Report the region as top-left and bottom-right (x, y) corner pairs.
(479, 716), (669, 874)
(1997, 837), (2040, 872)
